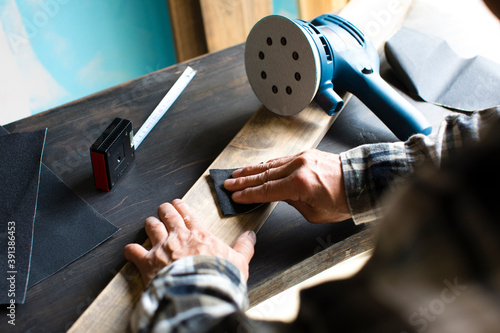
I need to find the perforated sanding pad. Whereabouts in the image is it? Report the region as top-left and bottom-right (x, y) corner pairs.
(245, 15), (321, 116)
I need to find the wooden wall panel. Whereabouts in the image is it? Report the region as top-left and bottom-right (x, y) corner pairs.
(200, 0), (272, 53)
(167, 0), (208, 62)
(298, 0), (350, 20)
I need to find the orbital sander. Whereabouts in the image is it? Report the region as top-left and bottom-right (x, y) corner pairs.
(245, 14), (432, 141)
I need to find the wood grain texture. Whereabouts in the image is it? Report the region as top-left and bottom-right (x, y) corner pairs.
(167, 0), (208, 62)
(200, 0), (272, 53)
(68, 1), (413, 332)
(298, 0), (350, 20)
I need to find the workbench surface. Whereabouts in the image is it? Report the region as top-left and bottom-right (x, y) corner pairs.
(2, 0), (498, 331)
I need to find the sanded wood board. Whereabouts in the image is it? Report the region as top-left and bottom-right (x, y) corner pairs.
(69, 0), (413, 331)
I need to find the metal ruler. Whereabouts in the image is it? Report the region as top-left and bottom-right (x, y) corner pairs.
(133, 66), (197, 149)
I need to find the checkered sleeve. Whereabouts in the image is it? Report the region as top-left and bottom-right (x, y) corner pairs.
(130, 255), (248, 333)
(341, 107), (500, 224)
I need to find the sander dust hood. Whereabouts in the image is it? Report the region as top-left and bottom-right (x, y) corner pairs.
(245, 14), (432, 141)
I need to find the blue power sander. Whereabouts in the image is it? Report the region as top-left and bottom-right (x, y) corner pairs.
(245, 14), (432, 141)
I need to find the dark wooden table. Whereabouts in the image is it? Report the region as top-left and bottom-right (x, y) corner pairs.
(0, 25), (452, 333)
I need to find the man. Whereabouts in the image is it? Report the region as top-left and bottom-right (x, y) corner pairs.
(124, 1), (500, 331)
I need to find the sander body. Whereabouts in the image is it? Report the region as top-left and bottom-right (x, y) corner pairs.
(245, 14), (432, 140)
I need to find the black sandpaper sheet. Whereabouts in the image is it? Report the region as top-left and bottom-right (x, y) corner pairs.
(385, 27), (500, 112)
(209, 169), (263, 216)
(27, 163), (119, 288)
(0, 130), (46, 304)
(0, 126), (119, 303)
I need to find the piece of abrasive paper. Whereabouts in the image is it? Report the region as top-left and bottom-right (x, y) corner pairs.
(0, 126), (119, 297)
(0, 130), (46, 304)
(209, 169), (263, 216)
(385, 27), (500, 112)
(27, 163), (119, 288)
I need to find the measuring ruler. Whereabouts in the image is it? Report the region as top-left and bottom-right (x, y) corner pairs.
(133, 66), (197, 149)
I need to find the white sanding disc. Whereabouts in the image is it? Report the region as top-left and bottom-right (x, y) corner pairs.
(245, 15), (321, 116)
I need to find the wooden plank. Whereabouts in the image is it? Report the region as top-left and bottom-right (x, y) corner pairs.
(248, 227), (375, 306)
(167, 0), (208, 62)
(69, 0), (413, 331)
(200, 0), (272, 53)
(297, 0), (350, 20)
(188, 103), (343, 243)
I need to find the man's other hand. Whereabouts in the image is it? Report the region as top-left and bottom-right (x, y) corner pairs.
(124, 199), (257, 286)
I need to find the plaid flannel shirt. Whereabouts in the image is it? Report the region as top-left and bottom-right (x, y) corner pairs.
(130, 255), (249, 332)
(131, 107), (500, 333)
(341, 108), (498, 224)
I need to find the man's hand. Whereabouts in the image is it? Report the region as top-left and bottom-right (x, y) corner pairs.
(124, 199), (257, 286)
(224, 149), (351, 223)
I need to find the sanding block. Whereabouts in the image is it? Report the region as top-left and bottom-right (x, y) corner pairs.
(245, 14), (432, 140)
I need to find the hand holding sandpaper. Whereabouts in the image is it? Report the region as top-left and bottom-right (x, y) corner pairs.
(211, 150), (350, 223)
(209, 169), (264, 216)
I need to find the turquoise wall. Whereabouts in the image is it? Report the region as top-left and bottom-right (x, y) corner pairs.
(273, 0), (298, 17)
(9, 0), (176, 114)
(3, 0), (298, 116)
